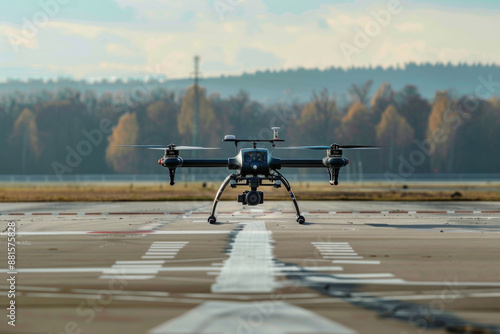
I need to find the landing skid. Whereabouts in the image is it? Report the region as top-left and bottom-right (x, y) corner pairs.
(207, 172), (305, 224)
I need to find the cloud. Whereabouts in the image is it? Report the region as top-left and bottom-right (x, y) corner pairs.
(0, 0), (137, 24)
(395, 22), (425, 33)
(235, 47), (282, 68)
(2, 0), (500, 80)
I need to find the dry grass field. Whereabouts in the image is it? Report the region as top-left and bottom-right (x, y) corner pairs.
(1, 181), (499, 202)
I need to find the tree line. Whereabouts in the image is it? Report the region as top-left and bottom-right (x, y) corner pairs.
(1, 81), (499, 177)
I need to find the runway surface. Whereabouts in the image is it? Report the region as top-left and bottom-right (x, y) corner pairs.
(1, 201), (500, 334)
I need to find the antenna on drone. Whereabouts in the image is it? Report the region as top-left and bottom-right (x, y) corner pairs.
(272, 127), (280, 140)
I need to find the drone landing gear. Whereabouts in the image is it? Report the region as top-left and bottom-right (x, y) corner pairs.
(274, 171), (305, 225)
(207, 172), (305, 224)
(328, 167), (340, 185)
(208, 174), (236, 224)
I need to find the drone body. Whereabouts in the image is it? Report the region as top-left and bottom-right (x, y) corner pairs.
(117, 127), (378, 224)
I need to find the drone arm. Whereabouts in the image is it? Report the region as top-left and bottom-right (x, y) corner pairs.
(279, 159), (326, 168)
(179, 159), (228, 168)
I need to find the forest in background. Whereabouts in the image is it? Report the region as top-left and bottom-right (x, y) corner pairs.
(1, 78), (499, 178)
(3, 63), (500, 103)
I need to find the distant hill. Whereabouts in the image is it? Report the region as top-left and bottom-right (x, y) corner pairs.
(2, 63), (499, 103)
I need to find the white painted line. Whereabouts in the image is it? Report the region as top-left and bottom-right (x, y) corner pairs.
(447, 210), (454, 214)
(150, 245), (184, 249)
(11, 231), (226, 236)
(146, 249), (179, 253)
(211, 221), (277, 293)
(321, 253), (359, 256)
(99, 275), (156, 280)
(141, 256), (175, 259)
(154, 231), (231, 234)
(72, 289), (170, 297)
(307, 277), (404, 284)
(16, 231), (91, 235)
(299, 266), (344, 271)
(324, 256), (364, 259)
(152, 242), (189, 244)
(102, 269), (159, 274)
(112, 265), (162, 269)
(320, 249), (356, 254)
(6, 286), (61, 292)
(145, 252), (178, 256)
(114, 295), (169, 302)
(148, 301), (355, 334)
(333, 273), (394, 278)
(312, 242), (349, 245)
(381, 211), (389, 214)
(332, 260), (380, 265)
(4, 268), (104, 273)
(409, 211), (416, 214)
(0, 267), (226, 274)
(316, 246), (353, 248)
(468, 292), (500, 298)
(115, 261), (165, 264)
(315, 244), (352, 247)
(26, 292), (104, 299)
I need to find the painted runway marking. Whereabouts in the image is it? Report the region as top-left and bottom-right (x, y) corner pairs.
(211, 221), (278, 293)
(332, 260), (380, 265)
(321, 253), (359, 256)
(115, 260), (165, 264)
(98, 242), (188, 280)
(3, 210), (500, 216)
(9, 231), (231, 236)
(148, 301), (356, 334)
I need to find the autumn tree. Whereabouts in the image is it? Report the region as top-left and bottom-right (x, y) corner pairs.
(340, 101), (374, 145)
(348, 80), (373, 105)
(453, 97), (500, 172)
(106, 112), (141, 173)
(370, 82), (393, 124)
(178, 84), (220, 147)
(427, 91), (461, 172)
(36, 99), (98, 174)
(8, 108), (40, 173)
(395, 85), (431, 140)
(376, 105), (415, 170)
(217, 90), (263, 138)
(294, 89), (341, 144)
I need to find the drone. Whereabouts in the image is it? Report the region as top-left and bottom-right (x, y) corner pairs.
(116, 127), (379, 224)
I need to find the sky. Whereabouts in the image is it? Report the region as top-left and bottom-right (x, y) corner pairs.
(1, 0), (500, 80)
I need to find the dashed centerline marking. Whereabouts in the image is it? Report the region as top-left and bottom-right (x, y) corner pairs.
(2, 210), (500, 216)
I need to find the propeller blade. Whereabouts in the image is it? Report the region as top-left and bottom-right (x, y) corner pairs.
(275, 146), (331, 150)
(339, 145), (381, 150)
(113, 145), (167, 149)
(113, 145), (219, 150)
(171, 146), (219, 150)
(276, 145), (382, 150)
